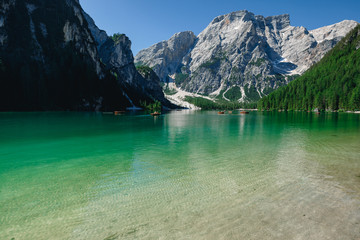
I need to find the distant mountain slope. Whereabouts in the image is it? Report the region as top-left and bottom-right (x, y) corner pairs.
(258, 24), (360, 111)
(0, 0), (172, 111)
(135, 10), (358, 102)
(135, 31), (197, 82)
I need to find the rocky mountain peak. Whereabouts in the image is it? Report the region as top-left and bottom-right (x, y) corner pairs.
(168, 31), (196, 49)
(135, 31), (197, 82)
(84, 12), (174, 108)
(208, 11), (290, 32)
(210, 10), (253, 25)
(83, 11), (108, 48)
(135, 10), (358, 103)
(310, 20), (358, 43)
(263, 14), (290, 29)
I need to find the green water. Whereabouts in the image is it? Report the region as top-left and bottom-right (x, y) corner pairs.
(0, 111), (359, 240)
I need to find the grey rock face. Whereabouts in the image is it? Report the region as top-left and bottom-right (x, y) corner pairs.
(135, 31), (197, 82)
(135, 10), (358, 102)
(0, 0), (109, 110)
(101, 36), (134, 68)
(137, 67), (167, 103)
(83, 12), (108, 49)
(0, 0), (14, 45)
(0, 0), (173, 110)
(83, 13), (135, 83)
(84, 12), (174, 108)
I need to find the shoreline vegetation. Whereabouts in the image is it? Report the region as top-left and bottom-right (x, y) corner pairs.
(140, 100), (162, 113)
(103, 109), (360, 115)
(184, 96), (257, 110)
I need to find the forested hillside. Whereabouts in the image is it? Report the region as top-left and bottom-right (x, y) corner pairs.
(258, 24), (360, 111)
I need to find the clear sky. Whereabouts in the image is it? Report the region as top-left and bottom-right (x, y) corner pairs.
(80, 0), (360, 55)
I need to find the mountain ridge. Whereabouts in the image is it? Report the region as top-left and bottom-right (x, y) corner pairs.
(0, 0), (172, 111)
(258, 24), (360, 111)
(135, 10), (358, 103)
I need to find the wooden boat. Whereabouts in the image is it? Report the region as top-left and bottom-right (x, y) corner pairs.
(114, 111), (126, 115)
(240, 111), (250, 114)
(218, 111), (225, 115)
(151, 111), (161, 116)
(228, 111), (233, 114)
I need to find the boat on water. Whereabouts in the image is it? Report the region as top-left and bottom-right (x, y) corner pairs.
(218, 111), (225, 115)
(228, 111), (233, 114)
(240, 111), (250, 114)
(151, 111), (161, 116)
(114, 111), (126, 115)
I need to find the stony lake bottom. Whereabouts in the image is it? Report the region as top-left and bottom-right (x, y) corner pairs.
(0, 111), (359, 240)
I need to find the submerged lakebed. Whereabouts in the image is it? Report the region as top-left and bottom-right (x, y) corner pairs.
(0, 111), (359, 239)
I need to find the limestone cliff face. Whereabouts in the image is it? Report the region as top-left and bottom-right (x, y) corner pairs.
(135, 10), (358, 102)
(0, 0), (109, 110)
(83, 12), (173, 108)
(0, 0), (172, 110)
(136, 66), (166, 104)
(0, 0), (101, 70)
(135, 31), (197, 82)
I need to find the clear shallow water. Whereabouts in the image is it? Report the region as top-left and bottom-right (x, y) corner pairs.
(0, 111), (359, 240)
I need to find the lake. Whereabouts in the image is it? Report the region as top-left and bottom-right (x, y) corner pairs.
(0, 111), (359, 239)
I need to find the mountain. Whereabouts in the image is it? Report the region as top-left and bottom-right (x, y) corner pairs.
(0, 0), (171, 111)
(258, 24), (360, 111)
(135, 10), (358, 103)
(83, 12), (174, 110)
(135, 31), (197, 82)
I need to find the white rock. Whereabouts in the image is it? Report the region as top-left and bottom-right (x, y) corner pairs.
(135, 10), (358, 102)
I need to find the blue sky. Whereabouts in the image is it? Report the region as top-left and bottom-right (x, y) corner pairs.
(80, 0), (360, 55)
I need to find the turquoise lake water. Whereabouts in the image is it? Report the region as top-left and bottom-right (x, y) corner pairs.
(0, 111), (359, 239)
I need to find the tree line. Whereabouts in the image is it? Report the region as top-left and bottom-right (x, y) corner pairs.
(258, 25), (360, 111)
